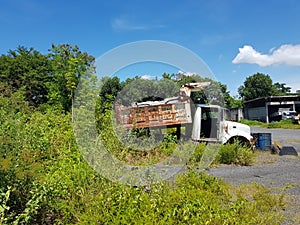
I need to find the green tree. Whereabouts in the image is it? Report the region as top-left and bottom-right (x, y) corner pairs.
(226, 95), (243, 108)
(0, 46), (50, 106)
(48, 44), (95, 115)
(272, 82), (291, 95)
(162, 73), (176, 80)
(116, 76), (179, 106)
(98, 76), (122, 113)
(238, 73), (273, 101)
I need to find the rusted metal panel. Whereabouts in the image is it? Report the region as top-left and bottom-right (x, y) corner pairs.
(115, 100), (192, 129)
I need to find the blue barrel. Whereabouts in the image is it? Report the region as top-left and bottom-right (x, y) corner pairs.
(252, 133), (272, 150)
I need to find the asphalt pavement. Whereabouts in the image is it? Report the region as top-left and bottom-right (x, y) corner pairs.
(208, 126), (300, 192)
(207, 127), (300, 225)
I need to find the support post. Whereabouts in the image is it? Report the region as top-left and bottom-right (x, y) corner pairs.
(265, 102), (269, 123)
(176, 124), (181, 140)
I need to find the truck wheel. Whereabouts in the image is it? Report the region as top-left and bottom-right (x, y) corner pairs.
(227, 136), (250, 147)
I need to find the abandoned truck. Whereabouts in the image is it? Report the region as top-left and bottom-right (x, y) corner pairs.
(115, 82), (254, 145)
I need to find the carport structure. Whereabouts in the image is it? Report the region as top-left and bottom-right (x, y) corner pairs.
(244, 95), (300, 123)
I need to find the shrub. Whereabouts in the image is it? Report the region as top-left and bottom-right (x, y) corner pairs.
(61, 170), (284, 225)
(216, 141), (254, 165)
(189, 143), (206, 163)
(189, 142), (254, 166)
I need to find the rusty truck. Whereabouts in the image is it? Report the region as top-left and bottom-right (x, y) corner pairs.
(115, 82), (254, 145)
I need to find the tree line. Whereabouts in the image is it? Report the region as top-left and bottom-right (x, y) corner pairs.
(0, 44), (297, 113)
(0, 44), (94, 111)
(238, 72), (298, 101)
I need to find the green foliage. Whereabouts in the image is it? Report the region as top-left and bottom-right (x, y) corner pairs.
(240, 119), (266, 126)
(240, 119), (300, 129)
(216, 141), (254, 165)
(267, 119), (300, 129)
(0, 46), (50, 106)
(238, 73), (292, 101)
(226, 95), (243, 108)
(98, 76), (122, 114)
(0, 186), (11, 224)
(189, 143), (207, 164)
(0, 88), (74, 224)
(57, 170), (283, 225)
(116, 76), (179, 106)
(0, 44), (94, 111)
(48, 43), (95, 112)
(175, 73), (226, 106)
(117, 72), (231, 107)
(238, 73), (273, 101)
(272, 82), (291, 95)
(162, 133), (178, 145)
(189, 142), (254, 166)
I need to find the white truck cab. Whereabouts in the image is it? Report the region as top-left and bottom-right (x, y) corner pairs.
(191, 104), (253, 145)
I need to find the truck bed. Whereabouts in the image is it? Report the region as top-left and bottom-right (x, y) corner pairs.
(115, 99), (192, 129)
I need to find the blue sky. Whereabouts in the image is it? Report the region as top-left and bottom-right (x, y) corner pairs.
(1, 0), (300, 95)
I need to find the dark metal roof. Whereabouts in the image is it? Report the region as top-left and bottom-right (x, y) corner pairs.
(244, 95), (300, 107)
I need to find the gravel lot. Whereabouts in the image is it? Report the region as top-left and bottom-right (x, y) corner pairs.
(208, 127), (300, 225)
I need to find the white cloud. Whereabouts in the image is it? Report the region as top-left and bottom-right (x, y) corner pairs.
(178, 70), (197, 76)
(141, 75), (156, 80)
(232, 44), (300, 66)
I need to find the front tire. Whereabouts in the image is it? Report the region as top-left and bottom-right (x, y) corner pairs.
(227, 136), (251, 147)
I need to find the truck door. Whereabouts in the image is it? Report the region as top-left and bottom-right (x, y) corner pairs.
(191, 105), (223, 142)
(191, 106), (201, 140)
(217, 107), (225, 141)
